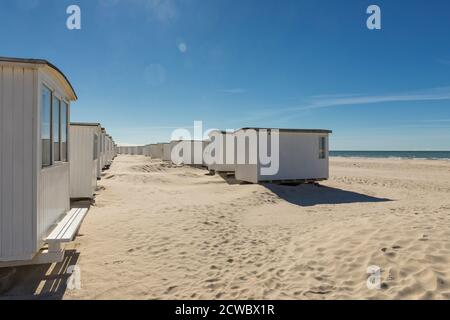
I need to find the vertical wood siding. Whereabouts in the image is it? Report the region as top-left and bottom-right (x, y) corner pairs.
(0, 66), (36, 261)
(69, 125), (96, 198)
(37, 163), (70, 245)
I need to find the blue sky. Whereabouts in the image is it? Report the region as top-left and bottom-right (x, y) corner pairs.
(1, 0), (449, 150)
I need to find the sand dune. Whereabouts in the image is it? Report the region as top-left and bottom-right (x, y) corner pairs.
(2, 155), (450, 299)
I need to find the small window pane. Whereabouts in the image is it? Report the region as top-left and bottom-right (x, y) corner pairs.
(53, 97), (61, 162)
(319, 137), (326, 159)
(61, 101), (68, 162)
(93, 134), (99, 160)
(41, 87), (52, 167)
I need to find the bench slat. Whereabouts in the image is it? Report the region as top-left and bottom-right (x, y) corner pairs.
(53, 208), (83, 241)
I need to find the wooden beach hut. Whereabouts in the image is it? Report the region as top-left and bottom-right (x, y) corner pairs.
(0, 57), (87, 267)
(234, 128), (332, 183)
(69, 122), (101, 199)
(206, 130), (236, 174)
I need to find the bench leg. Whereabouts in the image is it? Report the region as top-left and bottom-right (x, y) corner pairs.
(48, 242), (62, 253)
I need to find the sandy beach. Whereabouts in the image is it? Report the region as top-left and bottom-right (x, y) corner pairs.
(3, 155), (450, 300)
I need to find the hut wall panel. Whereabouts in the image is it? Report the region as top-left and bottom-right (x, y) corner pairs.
(162, 144), (172, 161)
(258, 133), (329, 181)
(70, 126), (96, 198)
(37, 163), (70, 248)
(0, 66), (36, 261)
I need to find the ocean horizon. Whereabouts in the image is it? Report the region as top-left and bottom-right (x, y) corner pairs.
(330, 151), (450, 160)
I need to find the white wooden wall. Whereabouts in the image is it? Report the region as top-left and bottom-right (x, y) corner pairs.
(37, 164), (70, 246)
(234, 132), (330, 183)
(101, 133), (107, 168)
(0, 65), (36, 261)
(150, 144), (163, 159)
(162, 144), (172, 161)
(70, 125), (96, 199)
(206, 133), (235, 172)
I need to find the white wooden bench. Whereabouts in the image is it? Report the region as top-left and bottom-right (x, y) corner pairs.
(0, 208), (88, 268)
(45, 208), (89, 261)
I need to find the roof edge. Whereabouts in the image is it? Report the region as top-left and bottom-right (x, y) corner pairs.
(0, 56), (77, 101)
(70, 122), (101, 127)
(236, 128), (332, 134)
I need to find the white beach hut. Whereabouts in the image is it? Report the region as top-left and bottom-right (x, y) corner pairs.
(112, 142), (117, 158)
(105, 135), (112, 166)
(99, 128), (107, 170)
(150, 143), (163, 159)
(0, 57), (88, 267)
(107, 135), (115, 166)
(108, 136), (114, 164)
(143, 144), (151, 157)
(233, 128), (332, 183)
(206, 130), (236, 174)
(170, 140), (209, 166)
(162, 143), (172, 161)
(69, 122), (101, 199)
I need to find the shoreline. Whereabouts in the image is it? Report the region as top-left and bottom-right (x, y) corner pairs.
(330, 156), (450, 161)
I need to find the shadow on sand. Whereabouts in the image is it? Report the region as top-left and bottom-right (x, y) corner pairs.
(263, 183), (392, 207)
(0, 250), (80, 300)
(217, 172), (251, 185)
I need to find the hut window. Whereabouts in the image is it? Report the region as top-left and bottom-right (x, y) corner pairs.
(41, 86), (52, 167)
(319, 136), (326, 159)
(93, 134), (99, 160)
(53, 97), (61, 162)
(61, 101), (68, 162)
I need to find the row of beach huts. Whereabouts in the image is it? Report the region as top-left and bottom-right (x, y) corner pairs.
(118, 126), (332, 185)
(0, 57), (120, 268)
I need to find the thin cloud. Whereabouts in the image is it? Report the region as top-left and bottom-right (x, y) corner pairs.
(285, 86), (450, 112)
(419, 119), (450, 123)
(235, 86), (450, 124)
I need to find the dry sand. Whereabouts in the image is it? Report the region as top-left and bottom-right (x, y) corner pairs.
(3, 155), (450, 299)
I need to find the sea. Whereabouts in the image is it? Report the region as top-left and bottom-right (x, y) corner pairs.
(330, 151), (450, 160)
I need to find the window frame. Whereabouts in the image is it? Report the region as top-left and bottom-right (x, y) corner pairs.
(93, 133), (99, 160)
(319, 136), (327, 159)
(41, 85), (53, 168)
(40, 80), (70, 168)
(60, 100), (69, 162)
(52, 95), (61, 163)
